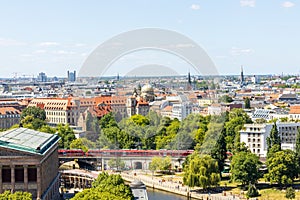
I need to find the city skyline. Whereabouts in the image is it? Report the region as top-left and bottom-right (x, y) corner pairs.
(0, 0), (299, 78)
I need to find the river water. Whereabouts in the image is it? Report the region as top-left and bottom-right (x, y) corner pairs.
(147, 188), (190, 200)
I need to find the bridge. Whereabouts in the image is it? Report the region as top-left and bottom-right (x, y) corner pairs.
(59, 155), (186, 171)
(58, 149), (192, 171)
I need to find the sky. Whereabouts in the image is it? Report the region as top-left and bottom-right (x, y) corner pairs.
(0, 0), (299, 78)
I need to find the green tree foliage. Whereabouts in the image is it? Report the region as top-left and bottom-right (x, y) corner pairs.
(56, 124), (76, 149)
(130, 114), (150, 126)
(72, 173), (133, 200)
(246, 184), (259, 198)
(21, 115), (46, 130)
(149, 156), (171, 172)
(201, 114), (228, 173)
(0, 190), (32, 199)
(70, 138), (89, 152)
(244, 97), (251, 109)
(98, 113), (135, 149)
(38, 124), (56, 133)
(295, 129), (300, 164)
(265, 150), (298, 186)
(286, 187), (296, 199)
(219, 95), (233, 103)
(108, 157), (125, 170)
(224, 108), (252, 151)
(230, 151), (261, 185)
(99, 112), (118, 129)
(183, 153), (220, 188)
(267, 123), (281, 150)
(20, 106), (47, 130)
(21, 106), (46, 120)
(155, 118), (180, 149)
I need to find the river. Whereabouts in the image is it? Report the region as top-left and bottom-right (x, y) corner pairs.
(147, 188), (191, 200)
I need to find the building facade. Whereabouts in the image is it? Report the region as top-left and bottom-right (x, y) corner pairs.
(0, 107), (21, 129)
(0, 128), (60, 200)
(240, 122), (300, 158)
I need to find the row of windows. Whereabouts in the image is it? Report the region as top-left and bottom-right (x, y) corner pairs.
(247, 133), (260, 137)
(252, 148), (261, 153)
(248, 138), (261, 143)
(2, 166), (37, 183)
(251, 143), (261, 148)
(0, 115), (20, 118)
(279, 126), (299, 131)
(249, 127), (261, 131)
(47, 117), (66, 124)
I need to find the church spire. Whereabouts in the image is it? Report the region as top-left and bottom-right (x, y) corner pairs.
(240, 65), (244, 84)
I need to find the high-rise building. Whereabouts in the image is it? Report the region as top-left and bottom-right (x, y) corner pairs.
(37, 72), (47, 82)
(67, 70), (76, 82)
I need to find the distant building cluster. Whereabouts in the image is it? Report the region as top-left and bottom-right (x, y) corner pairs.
(1, 69), (300, 161)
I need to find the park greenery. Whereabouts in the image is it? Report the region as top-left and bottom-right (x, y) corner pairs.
(149, 156), (171, 173)
(71, 173), (134, 200)
(7, 105), (300, 198)
(0, 191), (32, 199)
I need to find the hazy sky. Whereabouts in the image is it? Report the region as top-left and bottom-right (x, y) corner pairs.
(0, 0), (299, 78)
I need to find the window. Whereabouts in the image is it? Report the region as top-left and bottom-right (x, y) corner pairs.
(2, 166), (11, 183)
(28, 166), (37, 182)
(15, 166), (24, 182)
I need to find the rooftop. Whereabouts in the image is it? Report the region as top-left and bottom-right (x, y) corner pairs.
(0, 128), (59, 155)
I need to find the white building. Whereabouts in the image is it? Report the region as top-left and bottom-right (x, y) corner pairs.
(240, 122), (300, 158)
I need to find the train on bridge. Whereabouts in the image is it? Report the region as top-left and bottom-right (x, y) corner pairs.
(58, 149), (194, 158)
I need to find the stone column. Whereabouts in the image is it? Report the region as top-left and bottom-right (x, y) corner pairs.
(0, 165), (2, 193)
(11, 165), (15, 193)
(37, 165), (42, 200)
(24, 165), (28, 191)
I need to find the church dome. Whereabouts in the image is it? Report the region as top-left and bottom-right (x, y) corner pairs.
(141, 84), (154, 93)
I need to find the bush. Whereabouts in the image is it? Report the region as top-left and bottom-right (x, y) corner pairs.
(246, 184), (259, 198)
(286, 187), (295, 199)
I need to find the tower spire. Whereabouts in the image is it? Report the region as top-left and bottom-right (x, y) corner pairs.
(240, 65), (244, 84)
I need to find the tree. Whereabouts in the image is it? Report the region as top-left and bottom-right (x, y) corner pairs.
(21, 106), (46, 120)
(230, 151), (261, 185)
(56, 124), (76, 149)
(130, 114), (150, 126)
(286, 187), (296, 199)
(295, 129), (300, 164)
(246, 184), (259, 198)
(244, 97), (251, 109)
(267, 122), (281, 157)
(183, 153), (220, 189)
(72, 172), (133, 200)
(0, 190), (32, 199)
(155, 118), (180, 149)
(108, 157), (125, 170)
(219, 95), (233, 103)
(99, 112), (118, 129)
(225, 109), (252, 151)
(264, 150), (298, 187)
(149, 156), (171, 172)
(70, 138), (89, 152)
(21, 115), (46, 130)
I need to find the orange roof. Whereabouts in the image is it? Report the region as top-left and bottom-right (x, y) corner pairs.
(0, 107), (20, 115)
(289, 105), (300, 114)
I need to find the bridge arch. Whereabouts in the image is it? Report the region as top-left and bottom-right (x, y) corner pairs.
(134, 162), (143, 170)
(79, 28), (218, 77)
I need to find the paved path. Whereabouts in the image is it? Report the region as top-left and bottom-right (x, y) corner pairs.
(120, 171), (244, 200)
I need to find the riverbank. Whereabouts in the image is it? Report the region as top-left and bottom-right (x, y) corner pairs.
(120, 171), (243, 200)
